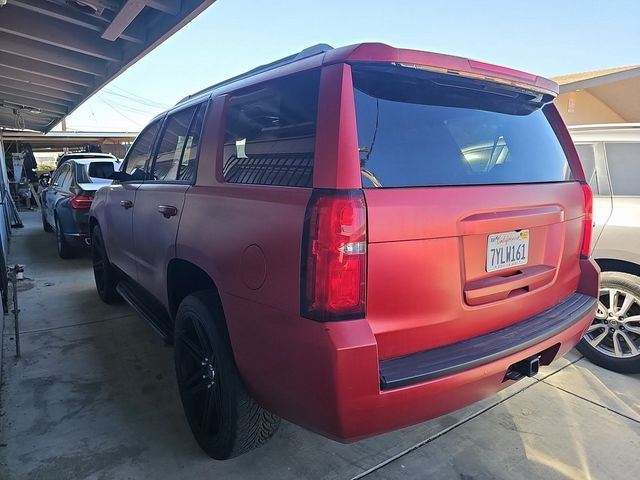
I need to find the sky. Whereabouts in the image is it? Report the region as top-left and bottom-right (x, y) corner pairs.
(58, 0), (640, 132)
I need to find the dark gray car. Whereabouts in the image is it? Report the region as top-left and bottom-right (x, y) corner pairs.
(41, 158), (121, 258)
(572, 124), (640, 372)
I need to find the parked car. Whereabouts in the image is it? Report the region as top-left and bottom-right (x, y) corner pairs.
(56, 152), (117, 168)
(89, 43), (599, 459)
(571, 124), (640, 372)
(41, 158), (121, 258)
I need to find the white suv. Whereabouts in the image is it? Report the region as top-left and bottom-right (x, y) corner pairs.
(572, 124), (640, 372)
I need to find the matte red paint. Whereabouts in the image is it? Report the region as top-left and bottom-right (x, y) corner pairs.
(91, 43), (599, 443)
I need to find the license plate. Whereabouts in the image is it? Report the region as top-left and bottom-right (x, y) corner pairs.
(486, 230), (529, 273)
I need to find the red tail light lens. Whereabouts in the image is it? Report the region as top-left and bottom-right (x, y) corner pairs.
(301, 190), (367, 321)
(580, 183), (593, 258)
(70, 195), (93, 209)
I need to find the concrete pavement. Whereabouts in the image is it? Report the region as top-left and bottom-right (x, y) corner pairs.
(1, 211), (638, 479)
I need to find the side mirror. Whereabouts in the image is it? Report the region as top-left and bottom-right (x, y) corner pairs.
(109, 171), (129, 181)
(38, 173), (51, 188)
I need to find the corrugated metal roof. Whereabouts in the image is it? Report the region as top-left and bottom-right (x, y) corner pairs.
(0, 0), (215, 132)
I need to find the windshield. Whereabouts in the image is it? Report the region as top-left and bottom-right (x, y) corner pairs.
(352, 63), (573, 188)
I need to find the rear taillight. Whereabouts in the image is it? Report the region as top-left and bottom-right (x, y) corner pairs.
(301, 190), (367, 321)
(580, 183), (593, 258)
(70, 195), (93, 209)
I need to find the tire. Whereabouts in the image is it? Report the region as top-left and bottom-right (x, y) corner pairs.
(41, 209), (53, 232)
(174, 291), (280, 459)
(576, 271), (640, 373)
(55, 215), (75, 259)
(91, 225), (121, 304)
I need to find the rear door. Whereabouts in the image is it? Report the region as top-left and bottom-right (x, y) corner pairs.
(132, 103), (206, 306)
(102, 121), (161, 280)
(351, 63), (587, 359)
(595, 142), (640, 262)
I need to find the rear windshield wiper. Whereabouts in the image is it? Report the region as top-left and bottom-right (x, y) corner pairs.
(361, 167), (383, 188)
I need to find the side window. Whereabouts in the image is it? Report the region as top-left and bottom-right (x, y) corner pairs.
(178, 104), (206, 182)
(222, 69), (320, 187)
(50, 168), (62, 186)
(61, 165), (74, 190)
(575, 143), (599, 194)
(55, 165), (70, 189)
(152, 107), (198, 181)
(124, 121), (161, 180)
(605, 143), (640, 196)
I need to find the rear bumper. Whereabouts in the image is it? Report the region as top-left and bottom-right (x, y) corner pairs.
(63, 232), (91, 248)
(380, 292), (595, 389)
(58, 207), (91, 248)
(226, 259), (599, 443)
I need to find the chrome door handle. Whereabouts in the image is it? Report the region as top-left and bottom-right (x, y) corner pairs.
(120, 200), (133, 209)
(158, 205), (178, 218)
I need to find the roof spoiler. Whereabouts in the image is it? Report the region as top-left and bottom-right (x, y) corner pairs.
(175, 43), (333, 105)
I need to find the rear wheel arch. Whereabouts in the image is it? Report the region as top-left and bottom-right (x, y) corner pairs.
(594, 258), (640, 277)
(167, 259), (230, 342)
(89, 216), (98, 233)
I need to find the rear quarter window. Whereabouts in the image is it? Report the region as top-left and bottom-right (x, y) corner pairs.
(352, 63), (573, 188)
(222, 69), (320, 188)
(605, 142), (640, 196)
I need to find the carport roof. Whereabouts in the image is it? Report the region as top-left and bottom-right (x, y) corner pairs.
(553, 64), (640, 123)
(553, 64), (640, 88)
(1, 128), (138, 148)
(0, 0), (215, 133)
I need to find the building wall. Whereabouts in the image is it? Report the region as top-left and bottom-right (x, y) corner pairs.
(555, 90), (625, 125)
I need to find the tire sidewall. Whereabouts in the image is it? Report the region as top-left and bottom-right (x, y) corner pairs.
(41, 210), (52, 232)
(92, 225), (119, 303)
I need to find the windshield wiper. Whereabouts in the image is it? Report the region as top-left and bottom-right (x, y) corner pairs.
(361, 167), (383, 188)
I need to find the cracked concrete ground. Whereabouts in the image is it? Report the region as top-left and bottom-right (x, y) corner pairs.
(1, 211), (639, 479)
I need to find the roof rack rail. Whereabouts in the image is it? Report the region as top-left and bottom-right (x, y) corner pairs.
(175, 44), (333, 105)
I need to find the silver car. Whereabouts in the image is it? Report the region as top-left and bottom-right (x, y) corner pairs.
(571, 124), (640, 372)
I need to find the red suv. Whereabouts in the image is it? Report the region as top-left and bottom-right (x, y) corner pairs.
(90, 43), (600, 459)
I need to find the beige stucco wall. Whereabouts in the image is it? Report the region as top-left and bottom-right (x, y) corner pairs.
(554, 90), (625, 125)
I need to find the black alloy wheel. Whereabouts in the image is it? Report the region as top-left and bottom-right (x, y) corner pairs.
(174, 291), (280, 459)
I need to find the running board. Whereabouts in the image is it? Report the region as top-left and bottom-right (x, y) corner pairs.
(116, 280), (173, 342)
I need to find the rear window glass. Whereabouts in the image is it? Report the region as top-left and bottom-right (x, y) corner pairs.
(76, 161), (117, 184)
(222, 69), (320, 188)
(605, 143), (640, 195)
(353, 63), (573, 188)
